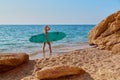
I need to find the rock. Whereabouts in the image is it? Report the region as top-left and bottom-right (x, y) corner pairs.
(0, 53), (29, 72)
(88, 10), (120, 53)
(35, 65), (85, 79)
(21, 76), (39, 80)
(112, 43), (120, 53)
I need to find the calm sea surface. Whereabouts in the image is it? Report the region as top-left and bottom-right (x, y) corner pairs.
(0, 25), (94, 53)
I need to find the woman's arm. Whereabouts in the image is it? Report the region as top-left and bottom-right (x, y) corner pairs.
(47, 26), (50, 31)
(43, 25), (50, 42)
(44, 33), (49, 42)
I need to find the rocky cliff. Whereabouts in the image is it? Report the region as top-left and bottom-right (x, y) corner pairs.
(88, 10), (120, 53)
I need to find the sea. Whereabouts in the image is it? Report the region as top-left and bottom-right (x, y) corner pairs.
(0, 25), (94, 55)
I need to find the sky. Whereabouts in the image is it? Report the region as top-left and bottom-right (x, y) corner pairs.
(0, 0), (120, 25)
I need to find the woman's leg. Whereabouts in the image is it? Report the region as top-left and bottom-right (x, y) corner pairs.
(42, 42), (46, 58)
(47, 42), (52, 56)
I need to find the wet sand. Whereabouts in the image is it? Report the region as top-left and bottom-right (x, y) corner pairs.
(29, 43), (90, 60)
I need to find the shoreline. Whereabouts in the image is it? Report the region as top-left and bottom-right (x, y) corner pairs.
(29, 42), (90, 60)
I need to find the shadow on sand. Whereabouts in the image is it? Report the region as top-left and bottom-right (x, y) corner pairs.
(0, 60), (35, 80)
(0, 60), (94, 80)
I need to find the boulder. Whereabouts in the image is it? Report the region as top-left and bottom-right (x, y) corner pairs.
(35, 65), (85, 79)
(88, 10), (120, 53)
(0, 53), (29, 72)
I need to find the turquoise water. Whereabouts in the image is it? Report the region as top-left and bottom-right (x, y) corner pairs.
(0, 25), (94, 53)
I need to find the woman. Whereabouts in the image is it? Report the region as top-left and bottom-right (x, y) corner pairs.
(42, 25), (52, 58)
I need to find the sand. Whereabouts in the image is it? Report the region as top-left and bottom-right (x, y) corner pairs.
(0, 47), (120, 80)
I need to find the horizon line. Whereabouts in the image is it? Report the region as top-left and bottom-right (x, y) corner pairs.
(0, 23), (96, 25)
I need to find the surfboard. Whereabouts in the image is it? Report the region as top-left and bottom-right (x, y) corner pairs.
(29, 32), (66, 43)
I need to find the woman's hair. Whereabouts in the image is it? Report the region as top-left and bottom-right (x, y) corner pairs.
(45, 25), (48, 27)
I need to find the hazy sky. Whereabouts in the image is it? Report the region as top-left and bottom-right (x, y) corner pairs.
(0, 0), (120, 24)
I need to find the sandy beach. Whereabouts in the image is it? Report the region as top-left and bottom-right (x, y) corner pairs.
(0, 46), (120, 80)
(0, 0), (119, 80)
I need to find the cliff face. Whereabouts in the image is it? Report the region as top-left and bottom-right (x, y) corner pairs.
(88, 10), (120, 53)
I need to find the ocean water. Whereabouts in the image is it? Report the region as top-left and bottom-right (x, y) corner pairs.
(0, 25), (94, 53)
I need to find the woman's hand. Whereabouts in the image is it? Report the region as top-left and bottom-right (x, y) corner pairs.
(47, 27), (50, 31)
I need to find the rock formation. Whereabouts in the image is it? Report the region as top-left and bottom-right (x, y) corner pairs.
(35, 65), (85, 79)
(0, 53), (29, 72)
(21, 65), (85, 80)
(88, 10), (120, 53)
